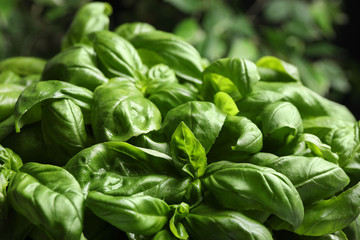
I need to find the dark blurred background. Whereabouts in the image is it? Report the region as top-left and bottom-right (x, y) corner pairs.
(0, 0), (359, 118)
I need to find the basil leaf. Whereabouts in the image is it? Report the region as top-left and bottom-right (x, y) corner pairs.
(0, 116), (15, 142)
(115, 22), (156, 40)
(0, 83), (25, 122)
(130, 30), (203, 84)
(256, 56), (300, 82)
(162, 101), (226, 153)
(65, 142), (178, 193)
(259, 101), (303, 151)
(303, 117), (359, 167)
(202, 161), (304, 228)
(92, 30), (144, 80)
(61, 2), (112, 49)
(298, 133), (339, 164)
(87, 192), (170, 236)
(0, 57), (46, 76)
(146, 63), (178, 87)
(128, 130), (170, 155)
(41, 45), (108, 91)
(0, 70), (20, 84)
(208, 115), (263, 162)
(8, 162), (84, 240)
(250, 154), (350, 204)
(91, 79), (161, 142)
(236, 89), (285, 122)
(202, 58), (260, 101)
(183, 203), (273, 240)
(41, 99), (91, 166)
(213, 91), (239, 116)
(152, 229), (177, 240)
(170, 122), (207, 178)
(270, 182), (360, 236)
(169, 202), (190, 239)
(14, 80), (93, 132)
(254, 81), (356, 122)
(148, 83), (198, 118)
(0, 144), (23, 171)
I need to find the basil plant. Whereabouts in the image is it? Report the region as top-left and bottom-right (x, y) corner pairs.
(0, 2), (359, 240)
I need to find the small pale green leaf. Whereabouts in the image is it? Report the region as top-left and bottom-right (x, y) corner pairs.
(170, 122), (207, 178)
(256, 56), (300, 82)
(214, 91), (239, 116)
(162, 101), (226, 153)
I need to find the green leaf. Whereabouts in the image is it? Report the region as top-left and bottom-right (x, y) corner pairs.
(270, 182), (360, 236)
(41, 98), (91, 166)
(256, 56), (300, 82)
(170, 122), (207, 178)
(146, 64), (178, 87)
(147, 83), (197, 118)
(92, 30), (143, 80)
(202, 58), (260, 101)
(0, 144), (22, 171)
(254, 81), (355, 122)
(41, 45), (108, 91)
(298, 133), (339, 164)
(130, 30), (203, 84)
(202, 161), (304, 228)
(152, 229), (177, 240)
(8, 162), (84, 240)
(303, 118), (359, 167)
(162, 101), (226, 153)
(61, 2), (112, 49)
(64, 142), (183, 201)
(235, 89), (285, 122)
(259, 101), (303, 150)
(0, 83), (25, 122)
(213, 91), (239, 116)
(0, 70), (20, 84)
(91, 79), (161, 142)
(115, 22), (155, 40)
(86, 192), (170, 236)
(14, 80), (93, 132)
(169, 202), (190, 239)
(208, 115), (263, 162)
(0, 57), (46, 76)
(183, 203), (273, 240)
(250, 154), (349, 204)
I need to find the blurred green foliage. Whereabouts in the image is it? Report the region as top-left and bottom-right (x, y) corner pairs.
(0, 0), (90, 59)
(170, 0), (350, 98)
(0, 0), (359, 115)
